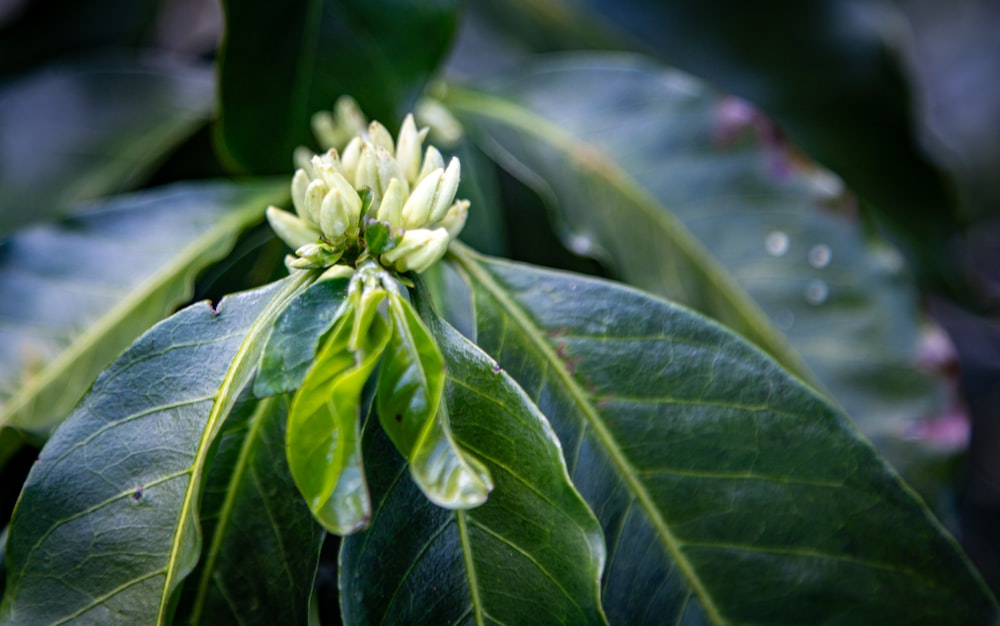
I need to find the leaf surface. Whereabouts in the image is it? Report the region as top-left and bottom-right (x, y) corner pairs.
(444, 55), (941, 435)
(443, 247), (996, 624)
(0, 180), (287, 437)
(340, 287), (607, 625)
(0, 275), (310, 625)
(179, 394), (325, 624)
(217, 0), (462, 173)
(0, 55), (214, 232)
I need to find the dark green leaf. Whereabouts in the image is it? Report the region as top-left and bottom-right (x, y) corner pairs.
(0, 275), (311, 624)
(256, 277), (351, 397)
(444, 246), (997, 624)
(340, 293), (606, 625)
(462, 0), (960, 283)
(287, 307), (390, 534)
(179, 394), (325, 625)
(0, 180), (287, 438)
(0, 55), (214, 232)
(216, 0), (462, 173)
(445, 55), (942, 437)
(363, 220), (397, 255)
(377, 290), (492, 508)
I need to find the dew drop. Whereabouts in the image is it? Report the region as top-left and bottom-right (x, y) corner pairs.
(808, 244), (831, 268)
(805, 280), (829, 305)
(773, 309), (795, 330)
(765, 231), (789, 256)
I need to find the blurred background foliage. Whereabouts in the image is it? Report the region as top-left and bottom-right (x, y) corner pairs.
(0, 0), (998, 607)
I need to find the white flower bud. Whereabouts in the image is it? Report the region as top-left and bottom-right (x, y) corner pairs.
(340, 137), (362, 181)
(335, 96), (368, 137)
(418, 145), (445, 182)
(354, 143), (380, 200)
(376, 177), (406, 226)
(381, 227), (450, 273)
(318, 264), (355, 282)
(311, 110), (339, 149)
(436, 199), (469, 239)
(368, 121), (395, 153)
(400, 168), (442, 229)
(267, 206), (320, 251)
(320, 188), (357, 241)
(415, 97), (464, 146)
(428, 156), (461, 224)
(303, 179), (329, 225)
(291, 169), (312, 223)
(396, 114), (428, 184)
(293, 147), (315, 174)
(374, 144), (404, 198)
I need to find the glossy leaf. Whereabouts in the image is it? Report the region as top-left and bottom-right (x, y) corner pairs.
(0, 180), (287, 438)
(462, 0), (960, 282)
(0, 276), (311, 624)
(0, 55), (214, 232)
(444, 55), (942, 436)
(443, 247), (997, 624)
(179, 394), (325, 624)
(216, 0), (462, 173)
(340, 291), (606, 625)
(256, 276), (351, 397)
(377, 291), (492, 508)
(287, 308), (390, 535)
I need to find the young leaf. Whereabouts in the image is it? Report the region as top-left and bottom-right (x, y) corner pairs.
(444, 246), (997, 624)
(0, 55), (214, 232)
(444, 56), (942, 437)
(377, 291), (492, 508)
(340, 296), (606, 625)
(286, 308), (390, 534)
(0, 275), (311, 625)
(256, 277), (351, 397)
(0, 180), (287, 439)
(217, 0), (462, 173)
(179, 394), (325, 624)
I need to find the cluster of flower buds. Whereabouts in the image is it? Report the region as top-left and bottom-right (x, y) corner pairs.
(266, 97), (469, 275)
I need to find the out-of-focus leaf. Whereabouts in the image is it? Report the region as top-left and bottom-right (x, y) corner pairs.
(444, 54), (942, 438)
(0, 180), (286, 438)
(217, 0), (462, 173)
(256, 277), (351, 397)
(0, 275), (311, 624)
(442, 246), (997, 624)
(463, 0), (959, 285)
(340, 290), (606, 625)
(178, 394), (325, 625)
(287, 308), (389, 535)
(0, 55), (214, 232)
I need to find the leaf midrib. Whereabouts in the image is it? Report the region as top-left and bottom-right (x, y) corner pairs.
(448, 244), (726, 626)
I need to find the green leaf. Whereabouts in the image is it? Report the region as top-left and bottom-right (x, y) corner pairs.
(0, 275), (311, 625)
(340, 294), (606, 625)
(178, 394), (325, 624)
(0, 55), (214, 232)
(443, 246), (997, 623)
(287, 307), (390, 535)
(444, 55), (942, 437)
(461, 1), (960, 283)
(256, 276), (351, 397)
(377, 291), (492, 508)
(216, 0), (462, 173)
(363, 220), (397, 255)
(0, 180), (288, 438)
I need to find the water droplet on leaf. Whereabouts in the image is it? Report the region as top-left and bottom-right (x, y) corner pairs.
(765, 231), (789, 256)
(808, 244), (831, 268)
(805, 280), (828, 305)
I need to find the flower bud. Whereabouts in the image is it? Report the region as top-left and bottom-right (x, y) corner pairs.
(340, 137), (362, 181)
(312, 155), (362, 220)
(267, 206), (320, 251)
(335, 96), (368, 137)
(396, 114), (428, 184)
(376, 177), (406, 226)
(381, 228), (450, 273)
(368, 121), (395, 153)
(291, 169), (312, 223)
(418, 145), (445, 182)
(291, 242), (342, 268)
(354, 143), (379, 200)
(400, 168), (442, 229)
(319, 263), (355, 282)
(311, 110), (339, 149)
(436, 199), (469, 239)
(415, 97), (464, 146)
(320, 188), (357, 241)
(303, 179), (329, 225)
(293, 147), (315, 174)
(428, 156), (461, 224)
